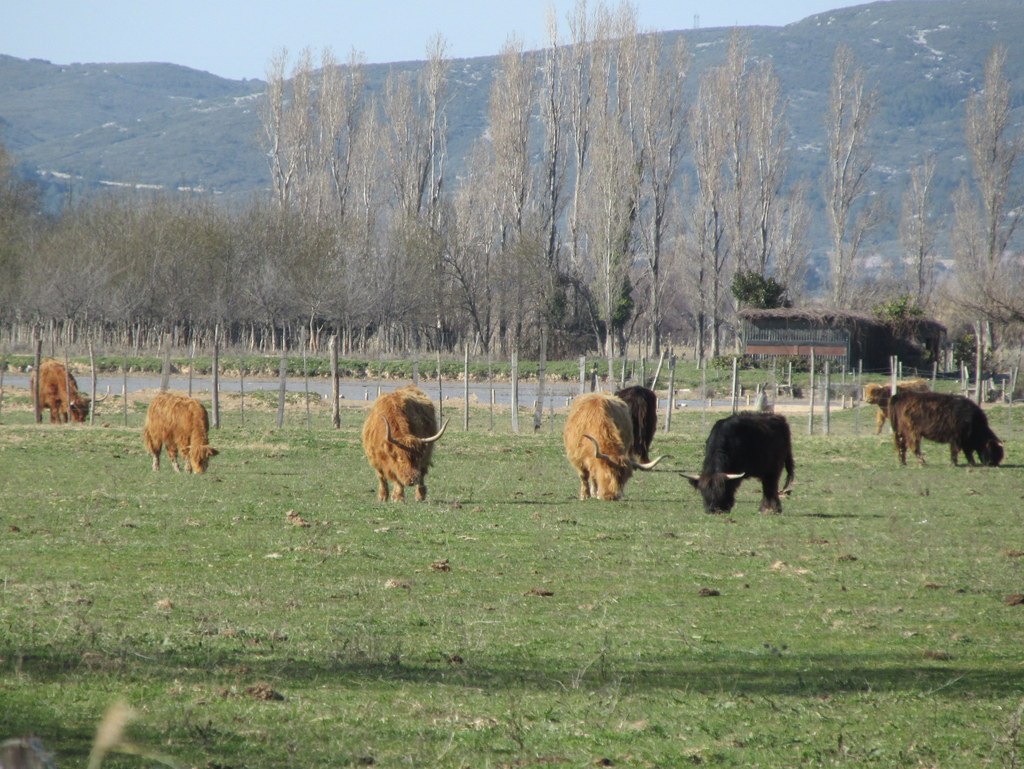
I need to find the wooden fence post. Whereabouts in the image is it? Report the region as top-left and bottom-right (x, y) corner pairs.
(534, 330), (546, 432)
(730, 356), (739, 414)
(823, 361), (831, 436)
(510, 349), (520, 433)
(89, 342), (97, 426)
(807, 349), (816, 435)
(160, 333), (171, 392)
(331, 334), (340, 429)
(664, 353), (676, 434)
(276, 347), (287, 429)
(436, 348), (443, 421)
(212, 325), (220, 429)
(464, 344), (470, 432)
(30, 334), (41, 423)
(122, 352), (129, 427)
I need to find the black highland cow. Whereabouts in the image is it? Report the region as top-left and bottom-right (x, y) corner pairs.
(683, 412), (795, 514)
(615, 386), (658, 463)
(888, 390), (1004, 466)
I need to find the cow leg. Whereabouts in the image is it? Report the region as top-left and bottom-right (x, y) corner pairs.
(167, 445), (182, 472)
(577, 469), (591, 500)
(390, 483), (407, 502)
(759, 476), (782, 514)
(894, 431), (908, 465)
(912, 436), (925, 465)
(875, 409), (885, 434)
(415, 482), (427, 502)
(375, 472), (390, 502)
(951, 443), (965, 466)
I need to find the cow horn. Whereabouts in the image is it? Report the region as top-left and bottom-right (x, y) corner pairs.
(422, 418), (449, 444)
(583, 434), (611, 462)
(679, 472), (701, 482)
(725, 472), (746, 480)
(633, 455), (667, 470)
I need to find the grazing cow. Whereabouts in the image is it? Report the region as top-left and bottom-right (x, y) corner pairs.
(362, 385), (448, 502)
(615, 385), (658, 463)
(31, 359), (90, 423)
(682, 412), (795, 514)
(563, 392), (664, 501)
(143, 392), (219, 474)
(863, 378), (929, 434)
(888, 390), (1003, 467)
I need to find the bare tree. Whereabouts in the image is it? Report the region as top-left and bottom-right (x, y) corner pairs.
(583, 3), (643, 372)
(260, 49), (316, 211)
(719, 33), (754, 276)
(635, 35), (688, 357)
(487, 37), (541, 351)
(564, 0), (593, 278)
(446, 144), (498, 352)
(950, 45), (1024, 354)
(319, 48), (366, 223)
(538, 8), (569, 276)
(688, 70), (730, 359)
(747, 58), (805, 281)
(824, 44), (878, 308)
(898, 154), (938, 309)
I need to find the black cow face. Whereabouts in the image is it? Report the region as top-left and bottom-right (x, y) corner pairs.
(687, 472), (745, 514)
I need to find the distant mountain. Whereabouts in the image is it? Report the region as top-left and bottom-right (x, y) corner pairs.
(1, 0), (1022, 230)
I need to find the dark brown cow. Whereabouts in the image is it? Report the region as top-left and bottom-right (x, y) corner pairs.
(143, 392), (219, 473)
(615, 385), (658, 463)
(362, 385), (448, 502)
(888, 390), (1004, 467)
(31, 359), (89, 423)
(863, 378), (928, 434)
(563, 392), (663, 501)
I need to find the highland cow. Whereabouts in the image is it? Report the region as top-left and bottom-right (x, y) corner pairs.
(31, 359), (89, 423)
(362, 385), (448, 502)
(563, 392), (663, 501)
(888, 390), (1003, 466)
(682, 412), (794, 514)
(143, 392), (219, 473)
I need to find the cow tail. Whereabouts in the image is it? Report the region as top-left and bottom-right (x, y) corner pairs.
(783, 450), (795, 492)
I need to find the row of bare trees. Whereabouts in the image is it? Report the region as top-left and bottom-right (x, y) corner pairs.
(1, 2), (1022, 366)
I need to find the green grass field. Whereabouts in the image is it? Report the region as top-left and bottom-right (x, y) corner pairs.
(2, 391), (1023, 768)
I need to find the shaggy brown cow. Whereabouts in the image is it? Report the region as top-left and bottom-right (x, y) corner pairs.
(31, 359), (90, 423)
(563, 392), (663, 501)
(863, 378), (928, 434)
(362, 385), (448, 502)
(615, 385), (658, 463)
(888, 389), (1004, 467)
(143, 392), (219, 473)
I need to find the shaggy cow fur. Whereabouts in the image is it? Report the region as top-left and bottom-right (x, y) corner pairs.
(863, 378), (929, 434)
(31, 359), (89, 423)
(683, 412), (795, 514)
(362, 385), (448, 502)
(615, 386), (658, 463)
(143, 392), (219, 473)
(563, 392), (662, 501)
(888, 390), (1004, 466)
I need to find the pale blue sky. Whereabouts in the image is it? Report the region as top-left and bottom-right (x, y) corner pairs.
(4, 1), (873, 81)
